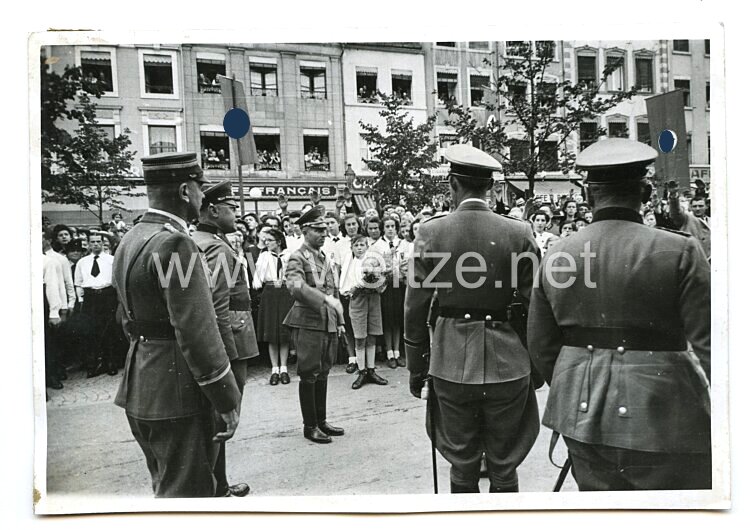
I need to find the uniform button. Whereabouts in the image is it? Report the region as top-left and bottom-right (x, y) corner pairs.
(240, 319), (245, 324)
(580, 402), (588, 411)
(617, 346), (625, 354)
(485, 315), (492, 321)
(139, 335), (145, 342)
(618, 406), (628, 415)
(587, 345), (594, 352)
(464, 313), (471, 319)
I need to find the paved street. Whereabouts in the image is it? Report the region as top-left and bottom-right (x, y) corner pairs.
(45, 361), (575, 499)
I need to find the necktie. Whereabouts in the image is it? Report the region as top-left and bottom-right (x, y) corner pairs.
(91, 256), (100, 277)
(333, 237), (339, 242)
(389, 240), (394, 249)
(275, 254), (282, 278)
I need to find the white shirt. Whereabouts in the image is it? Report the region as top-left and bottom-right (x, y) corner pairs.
(252, 250), (288, 289)
(43, 254), (65, 319)
(74, 252), (114, 300)
(533, 231), (553, 256)
(322, 233), (348, 266)
(370, 236), (409, 277)
(147, 208), (189, 232)
(45, 249), (76, 309)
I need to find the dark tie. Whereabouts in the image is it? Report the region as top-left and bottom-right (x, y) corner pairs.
(333, 237), (339, 242)
(275, 254), (282, 278)
(91, 256), (100, 278)
(389, 240), (394, 249)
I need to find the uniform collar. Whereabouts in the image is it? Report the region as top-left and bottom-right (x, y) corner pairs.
(146, 208), (189, 232)
(592, 207), (643, 224)
(457, 198), (490, 212)
(196, 222), (221, 235)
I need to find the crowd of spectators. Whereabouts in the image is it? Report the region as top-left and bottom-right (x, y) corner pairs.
(41, 176), (710, 396)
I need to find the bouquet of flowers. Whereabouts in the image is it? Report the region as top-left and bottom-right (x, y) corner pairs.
(351, 255), (386, 298)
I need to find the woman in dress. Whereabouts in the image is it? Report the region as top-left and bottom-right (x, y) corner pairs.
(253, 228), (294, 385)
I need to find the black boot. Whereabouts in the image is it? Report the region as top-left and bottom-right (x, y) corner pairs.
(450, 482), (480, 494)
(315, 378), (344, 436)
(352, 370), (367, 390)
(300, 380), (330, 443)
(366, 368), (388, 385)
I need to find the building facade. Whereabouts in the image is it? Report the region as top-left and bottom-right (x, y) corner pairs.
(41, 39), (711, 226)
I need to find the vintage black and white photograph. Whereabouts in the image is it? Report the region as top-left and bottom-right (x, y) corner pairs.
(29, 26), (729, 514)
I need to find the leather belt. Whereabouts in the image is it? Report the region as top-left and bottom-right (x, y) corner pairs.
(129, 320), (176, 340)
(438, 307), (509, 322)
(561, 326), (686, 352)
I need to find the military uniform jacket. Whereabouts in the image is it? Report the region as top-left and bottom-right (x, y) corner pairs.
(404, 199), (540, 384)
(113, 211), (241, 420)
(527, 207), (711, 454)
(282, 243), (341, 332)
(193, 224), (255, 361)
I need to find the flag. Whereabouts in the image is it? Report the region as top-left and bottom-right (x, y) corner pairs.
(646, 90), (689, 190)
(218, 75), (258, 165)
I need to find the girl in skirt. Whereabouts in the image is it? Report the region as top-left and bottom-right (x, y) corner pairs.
(253, 228), (294, 385)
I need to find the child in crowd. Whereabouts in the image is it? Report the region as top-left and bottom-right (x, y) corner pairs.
(339, 234), (388, 390)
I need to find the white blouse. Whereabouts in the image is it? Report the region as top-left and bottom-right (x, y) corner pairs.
(252, 250), (288, 289)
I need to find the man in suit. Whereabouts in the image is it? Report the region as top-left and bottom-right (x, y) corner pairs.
(193, 180), (260, 497)
(283, 206), (347, 444)
(527, 138), (711, 490)
(112, 152), (242, 497)
(405, 144), (541, 493)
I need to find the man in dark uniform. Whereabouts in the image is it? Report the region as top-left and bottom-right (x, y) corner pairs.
(405, 144), (541, 493)
(283, 207), (347, 444)
(527, 138), (711, 490)
(194, 180), (260, 497)
(112, 152), (242, 498)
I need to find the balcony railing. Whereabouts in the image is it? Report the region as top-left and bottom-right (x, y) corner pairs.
(199, 82), (222, 94)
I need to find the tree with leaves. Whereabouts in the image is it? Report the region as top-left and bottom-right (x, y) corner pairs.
(359, 92), (440, 212)
(445, 41), (637, 197)
(41, 59), (139, 223)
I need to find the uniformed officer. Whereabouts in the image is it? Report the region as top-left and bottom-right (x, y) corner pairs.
(112, 152), (242, 498)
(194, 180), (260, 497)
(405, 144), (541, 493)
(527, 138), (711, 491)
(283, 206), (347, 444)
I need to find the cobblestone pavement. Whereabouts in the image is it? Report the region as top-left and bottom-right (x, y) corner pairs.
(44, 360), (574, 502)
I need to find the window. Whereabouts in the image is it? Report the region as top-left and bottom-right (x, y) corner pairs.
(535, 41), (556, 59)
(675, 79), (691, 107)
(148, 126), (177, 155)
(81, 50), (114, 93)
(507, 81), (527, 108)
(437, 71), (458, 106)
(304, 135), (330, 171)
(468, 41), (489, 50)
(538, 81), (557, 103)
(391, 70), (412, 104)
(539, 141), (559, 171)
(577, 53), (597, 90)
(98, 125), (116, 142)
(687, 134), (693, 164)
(673, 40), (690, 53)
(705, 39), (711, 55)
(706, 82), (710, 109)
(196, 58), (225, 94)
(143, 53), (175, 95)
(470, 74), (490, 107)
(608, 120), (629, 139)
(506, 41), (531, 57)
(606, 54), (625, 92)
(254, 135), (281, 170)
(200, 132), (230, 170)
(249, 61), (278, 97)
(509, 139), (530, 164)
(300, 65), (326, 99)
(635, 56), (654, 93)
(436, 42), (456, 47)
(579, 122), (598, 151)
(637, 121), (651, 145)
(356, 67), (378, 103)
